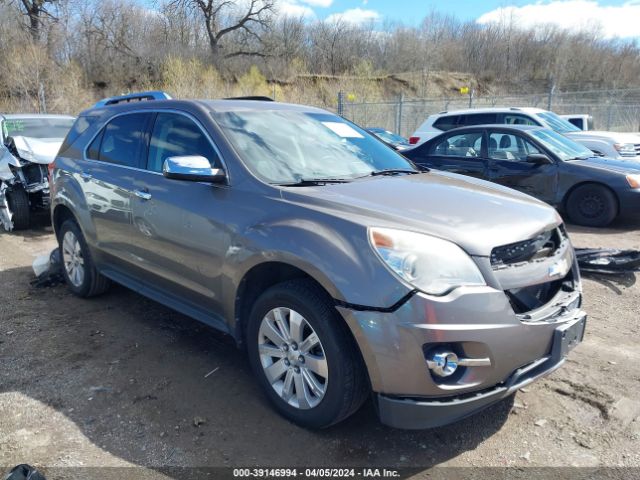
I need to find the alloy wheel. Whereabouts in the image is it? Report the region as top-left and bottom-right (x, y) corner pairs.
(62, 230), (85, 287)
(258, 307), (328, 409)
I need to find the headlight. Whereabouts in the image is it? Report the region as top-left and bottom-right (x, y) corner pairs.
(614, 143), (637, 157)
(369, 227), (485, 295)
(626, 174), (640, 189)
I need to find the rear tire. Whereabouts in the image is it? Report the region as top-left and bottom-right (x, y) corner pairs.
(247, 279), (369, 429)
(565, 184), (617, 227)
(59, 219), (110, 297)
(7, 188), (30, 230)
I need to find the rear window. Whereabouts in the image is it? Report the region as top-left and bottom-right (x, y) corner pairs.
(59, 115), (99, 155)
(433, 116), (459, 131)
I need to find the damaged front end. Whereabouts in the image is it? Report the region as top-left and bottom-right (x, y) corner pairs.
(0, 136), (61, 231)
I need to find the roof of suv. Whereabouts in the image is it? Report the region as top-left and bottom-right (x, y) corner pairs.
(432, 107), (547, 117)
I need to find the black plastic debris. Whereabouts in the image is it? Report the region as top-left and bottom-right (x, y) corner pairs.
(30, 248), (65, 288)
(4, 465), (46, 480)
(576, 248), (640, 275)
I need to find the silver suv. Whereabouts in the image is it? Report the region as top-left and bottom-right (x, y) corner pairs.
(51, 92), (586, 429)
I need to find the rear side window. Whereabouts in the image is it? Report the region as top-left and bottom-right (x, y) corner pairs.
(458, 113), (497, 127)
(433, 115), (459, 131)
(59, 115), (98, 156)
(431, 132), (483, 157)
(147, 113), (219, 172)
(91, 113), (151, 168)
(503, 114), (538, 126)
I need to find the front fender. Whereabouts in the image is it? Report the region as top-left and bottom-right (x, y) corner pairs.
(221, 215), (413, 326)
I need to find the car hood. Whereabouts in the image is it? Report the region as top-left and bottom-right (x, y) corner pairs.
(281, 171), (560, 257)
(566, 130), (640, 143)
(9, 136), (63, 165)
(569, 156), (640, 174)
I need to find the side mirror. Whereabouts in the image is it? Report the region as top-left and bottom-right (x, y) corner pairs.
(163, 156), (226, 183)
(526, 153), (553, 165)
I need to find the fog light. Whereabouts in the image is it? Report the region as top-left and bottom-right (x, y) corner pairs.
(426, 349), (459, 377)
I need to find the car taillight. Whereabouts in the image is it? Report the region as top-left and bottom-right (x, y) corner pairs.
(409, 136), (420, 145)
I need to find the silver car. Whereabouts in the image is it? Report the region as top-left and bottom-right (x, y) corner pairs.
(51, 92), (586, 429)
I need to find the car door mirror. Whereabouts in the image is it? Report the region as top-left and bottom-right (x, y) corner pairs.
(162, 156), (226, 183)
(526, 153), (553, 165)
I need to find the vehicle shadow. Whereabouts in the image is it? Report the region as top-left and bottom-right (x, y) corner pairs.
(565, 216), (640, 235)
(0, 265), (512, 475)
(0, 212), (52, 239)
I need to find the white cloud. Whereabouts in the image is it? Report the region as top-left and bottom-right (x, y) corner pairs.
(477, 1), (640, 39)
(325, 7), (380, 25)
(300, 0), (333, 7)
(277, 0), (316, 18)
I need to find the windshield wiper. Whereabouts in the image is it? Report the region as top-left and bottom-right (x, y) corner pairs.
(369, 168), (422, 176)
(276, 178), (352, 187)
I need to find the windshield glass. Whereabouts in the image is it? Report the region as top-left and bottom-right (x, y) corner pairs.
(212, 110), (417, 184)
(370, 129), (408, 145)
(530, 129), (594, 160)
(2, 117), (75, 140)
(535, 111), (581, 133)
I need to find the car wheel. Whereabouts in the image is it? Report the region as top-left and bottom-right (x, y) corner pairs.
(7, 188), (30, 230)
(59, 219), (110, 297)
(247, 279), (369, 428)
(566, 184), (617, 227)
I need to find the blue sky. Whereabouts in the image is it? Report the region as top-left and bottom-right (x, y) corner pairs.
(279, 0), (640, 38)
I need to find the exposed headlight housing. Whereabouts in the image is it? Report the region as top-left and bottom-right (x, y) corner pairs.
(614, 143), (637, 157)
(369, 227), (486, 296)
(626, 174), (640, 189)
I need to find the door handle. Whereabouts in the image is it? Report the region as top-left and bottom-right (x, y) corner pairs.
(80, 172), (92, 181)
(134, 190), (152, 201)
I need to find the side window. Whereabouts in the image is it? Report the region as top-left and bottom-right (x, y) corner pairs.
(147, 113), (220, 173)
(503, 114), (538, 126)
(97, 113), (151, 167)
(459, 113), (497, 126)
(433, 115), (459, 132)
(87, 130), (103, 160)
(488, 132), (540, 161)
(431, 132), (482, 158)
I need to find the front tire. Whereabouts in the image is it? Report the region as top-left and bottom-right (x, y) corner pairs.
(7, 188), (30, 230)
(59, 219), (110, 297)
(565, 184), (617, 227)
(247, 279), (369, 428)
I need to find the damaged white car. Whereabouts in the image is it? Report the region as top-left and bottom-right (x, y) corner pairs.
(0, 114), (75, 230)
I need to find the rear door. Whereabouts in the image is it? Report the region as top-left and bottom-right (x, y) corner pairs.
(486, 129), (558, 203)
(409, 130), (490, 180)
(128, 111), (230, 319)
(81, 112), (153, 267)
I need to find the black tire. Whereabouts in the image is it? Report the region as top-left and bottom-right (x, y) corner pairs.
(7, 188), (30, 230)
(247, 279), (369, 429)
(565, 184), (617, 227)
(58, 219), (110, 297)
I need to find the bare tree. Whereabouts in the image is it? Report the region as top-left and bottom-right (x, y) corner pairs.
(2, 0), (60, 41)
(164, 0), (275, 63)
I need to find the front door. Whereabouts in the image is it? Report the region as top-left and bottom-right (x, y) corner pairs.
(129, 112), (231, 319)
(486, 130), (558, 203)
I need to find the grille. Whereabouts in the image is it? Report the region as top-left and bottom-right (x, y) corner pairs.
(490, 227), (566, 268)
(635, 144), (640, 156)
(22, 163), (46, 186)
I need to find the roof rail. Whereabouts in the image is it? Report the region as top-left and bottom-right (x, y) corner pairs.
(224, 96), (274, 101)
(94, 91), (172, 108)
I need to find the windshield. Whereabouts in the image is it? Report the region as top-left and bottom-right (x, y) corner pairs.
(370, 129), (408, 145)
(2, 117), (75, 140)
(212, 110), (417, 184)
(530, 129), (594, 161)
(535, 111), (581, 133)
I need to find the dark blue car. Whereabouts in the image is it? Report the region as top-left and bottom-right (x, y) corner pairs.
(403, 124), (640, 227)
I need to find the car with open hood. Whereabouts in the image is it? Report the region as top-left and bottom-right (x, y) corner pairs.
(50, 92), (586, 429)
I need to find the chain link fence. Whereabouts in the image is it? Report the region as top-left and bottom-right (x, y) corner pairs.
(338, 88), (640, 137)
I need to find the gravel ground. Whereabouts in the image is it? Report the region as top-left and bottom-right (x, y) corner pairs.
(1, 217), (639, 479)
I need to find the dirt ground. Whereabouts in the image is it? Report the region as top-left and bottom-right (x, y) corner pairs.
(1, 216), (639, 479)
